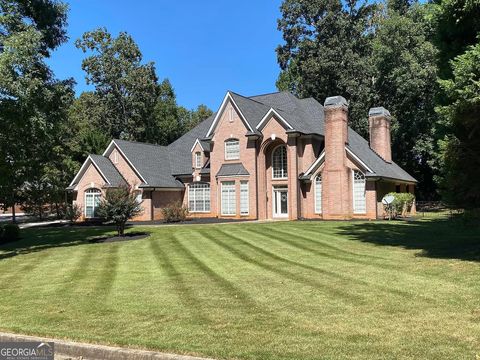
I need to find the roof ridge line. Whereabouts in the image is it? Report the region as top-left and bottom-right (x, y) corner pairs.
(114, 138), (167, 149)
(228, 90), (271, 108)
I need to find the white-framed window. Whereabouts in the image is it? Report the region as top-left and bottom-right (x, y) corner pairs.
(221, 181), (236, 215)
(225, 139), (240, 160)
(194, 152), (202, 169)
(188, 183), (210, 212)
(353, 170), (366, 214)
(240, 181), (249, 215)
(85, 188), (101, 218)
(272, 145), (288, 179)
(315, 173), (322, 214)
(113, 150), (118, 164)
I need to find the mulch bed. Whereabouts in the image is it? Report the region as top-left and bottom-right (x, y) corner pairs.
(88, 232), (150, 243)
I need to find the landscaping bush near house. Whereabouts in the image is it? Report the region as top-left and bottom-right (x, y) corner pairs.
(64, 203), (82, 224)
(0, 224), (20, 244)
(161, 201), (188, 223)
(385, 192), (415, 219)
(97, 186), (142, 236)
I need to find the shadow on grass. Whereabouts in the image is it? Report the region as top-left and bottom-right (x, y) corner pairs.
(335, 218), (480, 261)
(0, 225), (137, 260)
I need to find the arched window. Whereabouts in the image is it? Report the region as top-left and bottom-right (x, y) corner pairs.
(272, 145), (288, 179)
(315, 173), (322, 214)
(224, 139), (240, 160)
(353, 170), (366, 214)
(85, 188), (101, 218)
(188, 182), (210, 212)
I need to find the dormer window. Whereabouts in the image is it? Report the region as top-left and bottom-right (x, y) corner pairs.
(195, 152), (202, 169)
(225, 139), (240, 160)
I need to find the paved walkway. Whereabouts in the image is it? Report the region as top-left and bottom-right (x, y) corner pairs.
(0, 332), (215, 360)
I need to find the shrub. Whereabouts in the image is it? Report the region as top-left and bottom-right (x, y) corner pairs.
(97, 186), (143, 236)
(162, 201), (188, 223)
(64, 203), (82, 224)
(1, 224), (20, 243)
(385, 192), (415, 219)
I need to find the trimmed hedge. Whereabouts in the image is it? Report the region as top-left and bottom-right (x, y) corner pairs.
(162, 202), (188, 223)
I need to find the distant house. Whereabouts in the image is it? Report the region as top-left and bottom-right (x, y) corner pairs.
(67, 91), (416, 221)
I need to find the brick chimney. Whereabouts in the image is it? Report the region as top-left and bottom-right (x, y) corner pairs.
(323, 96), (350, 219)
(368, 107), (392, 163)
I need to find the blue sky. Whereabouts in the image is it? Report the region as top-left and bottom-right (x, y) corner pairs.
(47, 0), (284, 110)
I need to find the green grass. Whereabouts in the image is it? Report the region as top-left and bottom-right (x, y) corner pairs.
(0, 217), (479, 359)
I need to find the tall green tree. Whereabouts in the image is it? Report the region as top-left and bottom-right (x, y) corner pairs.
(431, 0), (480, 208)
(436, 41), (480, 209)
(151, 79), (183, 145)
(372, 1), (439, 199)
(276, 0), (378, 135)
(75, 28), (158, 142)
(0, 0), (73, 221)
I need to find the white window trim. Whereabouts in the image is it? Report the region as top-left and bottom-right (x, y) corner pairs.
(221, 181), (236, 216)
(352, 169), (367, 214)
(314, 173), (322, 214)
(113, 150), (118, 164)
(194, 152), (202, 169)
(272, 144), (288, 180)
(188, 182), (210, 213)
(240, 181), (249, 216)
(84, 188), (101, 218)
(224, 139), (240, 160)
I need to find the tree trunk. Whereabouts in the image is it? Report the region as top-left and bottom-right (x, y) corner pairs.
(11, 193), (16, 224)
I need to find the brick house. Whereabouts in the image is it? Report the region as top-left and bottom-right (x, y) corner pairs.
(67, 91), (416, 221)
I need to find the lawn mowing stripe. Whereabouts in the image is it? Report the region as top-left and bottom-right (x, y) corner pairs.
(60, 244), (101, 292)
(0, 250), (53, 290)
(171, 232), (258, 309)
(148, 237), (211, 324)
(236, 227), (414, 299)
(198, 228), (363, 303)
(259, 226), (400, 270)
(93, 243), (120, 299)
(284, 225), (392, 261)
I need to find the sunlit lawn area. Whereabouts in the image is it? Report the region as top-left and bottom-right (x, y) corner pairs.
(0, 216), (479, 359)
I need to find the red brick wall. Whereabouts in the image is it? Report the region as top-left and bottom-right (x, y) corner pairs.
(322, 102), (352, 219)
(152, 190), (184, 220)
(369, 115), (392, 162)
(210, 100), (258, 219)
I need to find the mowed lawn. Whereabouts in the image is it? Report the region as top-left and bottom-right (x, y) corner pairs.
(0, 217), (479, 360)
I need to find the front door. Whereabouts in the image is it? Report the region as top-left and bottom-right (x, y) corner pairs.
(273, 187), (288, 218)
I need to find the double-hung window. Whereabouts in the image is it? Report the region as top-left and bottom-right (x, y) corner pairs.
(225, 139), (240, 160)
(194, 152), (202, 169)
(315, 174), (322, 214)
(85, 188), (101, 218)
(188, 183), (210, 212)
(221, 181), (236, 215)
(240, 181), (249, 215)
(353, 170), (366, 214)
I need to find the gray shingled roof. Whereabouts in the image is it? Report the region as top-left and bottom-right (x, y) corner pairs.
(107, 91), (415, 184)
(167, 114), (215, 175)
(216, 163), (250, 177)
(90, 155), (127, 187)
(347, 130), (417, 182)
(113, 139), (183, 188)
